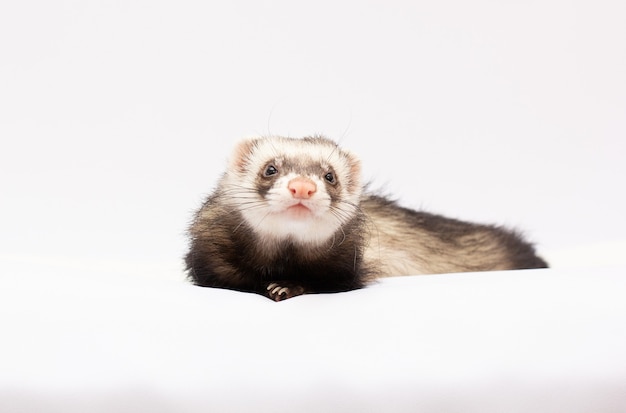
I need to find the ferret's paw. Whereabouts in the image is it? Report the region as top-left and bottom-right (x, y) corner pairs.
(266, 282), (306, 302)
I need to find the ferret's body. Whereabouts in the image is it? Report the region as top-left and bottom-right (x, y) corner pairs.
(186, 136), (547, 301)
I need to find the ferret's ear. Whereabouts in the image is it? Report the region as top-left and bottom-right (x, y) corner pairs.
(346, 152), (361, 177)
(345, 151), (362, 192)
(347, 152), (361, 177)
(229, 138), (257, 174)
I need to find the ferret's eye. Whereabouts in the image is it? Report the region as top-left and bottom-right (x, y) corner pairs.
(264, 165), (278, 177)
(324, 172), (335, 184)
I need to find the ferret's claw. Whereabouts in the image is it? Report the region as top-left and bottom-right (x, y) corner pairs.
(265, 282), (305, 301)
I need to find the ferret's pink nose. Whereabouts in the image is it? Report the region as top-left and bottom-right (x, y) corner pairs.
(288, 177), (317, 199)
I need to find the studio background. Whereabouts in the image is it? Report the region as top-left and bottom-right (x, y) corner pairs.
(1, 0), (625, 282)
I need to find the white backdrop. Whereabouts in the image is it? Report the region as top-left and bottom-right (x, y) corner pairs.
(1, 0), (625, 279)
(2, 2), (626, 412)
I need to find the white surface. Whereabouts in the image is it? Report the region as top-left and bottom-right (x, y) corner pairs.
(1, 0), (626, 411)
(1, 267), (625, 413)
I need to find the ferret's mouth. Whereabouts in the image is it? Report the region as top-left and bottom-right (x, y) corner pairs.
(285, 203), (313, 218)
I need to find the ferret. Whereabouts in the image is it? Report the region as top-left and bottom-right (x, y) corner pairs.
(185, 135), (548, 301)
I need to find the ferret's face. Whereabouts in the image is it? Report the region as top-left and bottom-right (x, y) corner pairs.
(222, 136), (362, 245)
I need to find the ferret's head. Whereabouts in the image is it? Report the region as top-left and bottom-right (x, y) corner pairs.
(221, 135), (363, 245)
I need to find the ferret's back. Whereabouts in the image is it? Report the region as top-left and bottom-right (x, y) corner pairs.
(361, 195), (547, 277)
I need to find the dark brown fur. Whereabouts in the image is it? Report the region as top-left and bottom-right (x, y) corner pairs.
(186, 192), (375, 299)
